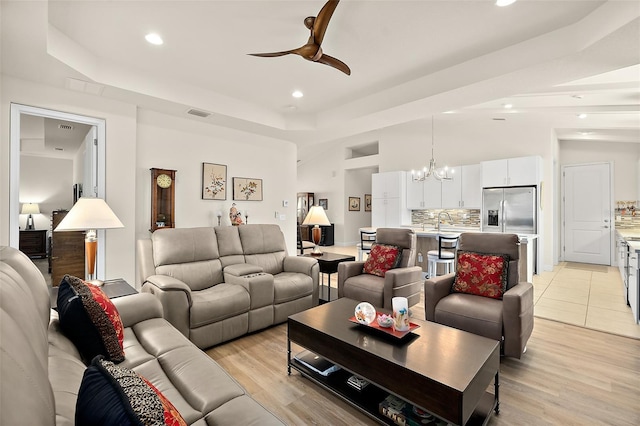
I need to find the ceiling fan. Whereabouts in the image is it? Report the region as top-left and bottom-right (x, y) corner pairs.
(248, 0), (351, 75)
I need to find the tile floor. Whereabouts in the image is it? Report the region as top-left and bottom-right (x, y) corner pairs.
(320, 246), (640, 340)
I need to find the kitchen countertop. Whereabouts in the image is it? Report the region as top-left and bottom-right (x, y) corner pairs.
(616, 229), (640, 251)
(400, 226), (538, 242)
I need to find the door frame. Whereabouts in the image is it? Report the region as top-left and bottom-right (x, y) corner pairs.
(560, 161), (614, 265)
(9, 103), (107, 277)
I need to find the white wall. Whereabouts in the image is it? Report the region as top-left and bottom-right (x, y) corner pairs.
(559, 139), (640, 201)
(344, 168), (374, 245)
(19, 155), (73, 230)
(135, 110), (299, 261)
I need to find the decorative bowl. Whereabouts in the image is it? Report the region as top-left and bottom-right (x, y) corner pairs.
(354, 302), (376, 325)
(376, 314), (394, 328)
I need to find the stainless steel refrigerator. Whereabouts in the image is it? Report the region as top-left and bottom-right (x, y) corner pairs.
(482, 187), (536, 234)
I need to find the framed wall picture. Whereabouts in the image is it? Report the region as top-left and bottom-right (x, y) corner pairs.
(319, 198), (328, 210)
(233, 177), (263, 201)
(364, 194), (372, 212)
(349, 197), (360, 211)
(202, 163), (227, 200)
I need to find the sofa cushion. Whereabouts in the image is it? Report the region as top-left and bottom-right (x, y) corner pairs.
(434, 293), (503, 341)
(341, 273), (385, 307)
(190, 283), (250, 327)
(452, 251), (509, 299)
(362, 243), (401, 277)
(76, 356), (186, 426)
(273, 272), (313, 304)
(57, 275), (125, 364)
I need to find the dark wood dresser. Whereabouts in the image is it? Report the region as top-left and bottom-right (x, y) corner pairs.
(50, 210), (85, 287)
(19, 229), (47, 258)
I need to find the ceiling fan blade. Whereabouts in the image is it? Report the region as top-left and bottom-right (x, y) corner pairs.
(317, 54), (351, 75)
(248, 50), (295, 58)
(313, 0), (340, 46)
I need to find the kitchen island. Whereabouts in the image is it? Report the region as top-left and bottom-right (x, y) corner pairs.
(614, 229), (640, 325)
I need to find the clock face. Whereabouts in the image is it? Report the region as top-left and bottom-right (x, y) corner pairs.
(156, 173), (172, 189)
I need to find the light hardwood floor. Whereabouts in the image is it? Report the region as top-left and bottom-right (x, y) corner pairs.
(207, 246), (639, 425)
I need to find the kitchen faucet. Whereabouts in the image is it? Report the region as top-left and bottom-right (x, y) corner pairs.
(437, 211), (452, 233)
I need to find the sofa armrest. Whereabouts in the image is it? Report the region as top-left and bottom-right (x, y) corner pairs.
(224, 263), (263, 277)
(337, 261), (366, 298)
(283, 255), (316, 275)
(283, 256), (320, 305)
(382, 266), (423, 309)
(141, 275), (192, 338)
(424, 273), (455, 321)
(502, 281), (534, 358)
(111, 293), (164, 328)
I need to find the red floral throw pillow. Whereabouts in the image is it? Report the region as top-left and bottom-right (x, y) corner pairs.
(57, 275), (125, 364)
(452, 251), (509, 299)
(76, 356), (187, 426)
(362, 243), (401, 277)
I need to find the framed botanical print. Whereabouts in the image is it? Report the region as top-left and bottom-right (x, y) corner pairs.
(319, 198), (328, 210)
(233, 177), (263, 201)
(349, 197), (360, 211)
(364, 194), (372, 212)
(202, 163), (227, 200)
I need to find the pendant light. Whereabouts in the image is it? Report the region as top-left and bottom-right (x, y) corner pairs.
(411, 116), (453, 182)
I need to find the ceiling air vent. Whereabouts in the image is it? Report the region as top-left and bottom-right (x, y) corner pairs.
(58, 124), (74, 130)
(186, 108), (211, 118)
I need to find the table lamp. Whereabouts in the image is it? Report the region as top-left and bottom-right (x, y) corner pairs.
(21, 203), (40, 230)
(302, 205), (330, 256)
(54, 197), (124, 286)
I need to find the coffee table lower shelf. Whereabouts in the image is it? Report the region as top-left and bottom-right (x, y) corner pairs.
(289, 358), (496, 426)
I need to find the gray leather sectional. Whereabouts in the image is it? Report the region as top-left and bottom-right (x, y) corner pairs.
(0, 245), (284, 425)
(137, 224), (320, 348)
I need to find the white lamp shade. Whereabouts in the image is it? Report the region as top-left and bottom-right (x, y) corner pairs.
(55, 197), (124, 231)
(302, 205), (330, 226)
(21, 203), (40, 215)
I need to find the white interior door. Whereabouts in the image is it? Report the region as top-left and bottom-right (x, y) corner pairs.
(563, 163), (612, 265)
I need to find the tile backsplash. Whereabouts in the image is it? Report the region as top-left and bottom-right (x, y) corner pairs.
(411, 209), (480, 228)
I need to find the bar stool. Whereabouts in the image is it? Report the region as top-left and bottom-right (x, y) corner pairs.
(357, 229), (376, 261)
(427, 235), (459, 278)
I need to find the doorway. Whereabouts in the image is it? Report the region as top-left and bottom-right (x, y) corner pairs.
(9, 103), (107, 278)
(562, 162), (613, 265)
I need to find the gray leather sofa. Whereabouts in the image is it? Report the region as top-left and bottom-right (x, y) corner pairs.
(0, 245), (284, 425)
(138, 224), (319, 349)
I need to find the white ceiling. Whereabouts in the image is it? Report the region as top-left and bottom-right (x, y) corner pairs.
(2, 0), (639, 159)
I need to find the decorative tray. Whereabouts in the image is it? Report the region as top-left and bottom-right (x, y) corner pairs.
(349, 313), (420, 339)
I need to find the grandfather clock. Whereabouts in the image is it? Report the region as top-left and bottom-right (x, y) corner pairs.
(150, 168), (176, 232)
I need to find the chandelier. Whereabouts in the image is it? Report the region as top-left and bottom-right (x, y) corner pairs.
(411, 116), (453, 182)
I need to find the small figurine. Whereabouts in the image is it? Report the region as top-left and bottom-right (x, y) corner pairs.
(229, 203), (244, 226)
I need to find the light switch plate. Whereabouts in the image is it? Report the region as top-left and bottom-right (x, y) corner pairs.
(283, 200), (289, 207)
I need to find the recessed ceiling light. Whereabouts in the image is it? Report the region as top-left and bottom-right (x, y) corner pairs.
(145, 33), (163, 45)
(443, 111), (455, 114)
(496, 0), (517, 6)
(503, 103), (513, 109)
(578, 113), (587, 119)
(292, 90), (304, 98)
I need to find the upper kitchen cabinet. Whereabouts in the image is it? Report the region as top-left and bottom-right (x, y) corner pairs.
(481, 156), (541, 187)
(372, 171), (409, 227)
(372, 171), (404, 199)
(442, 164), (482, 208)
(406, 174), (442, 209)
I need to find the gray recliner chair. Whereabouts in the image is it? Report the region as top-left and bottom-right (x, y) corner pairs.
(338, 228), (423, 309)
(424, 233), (534, 358)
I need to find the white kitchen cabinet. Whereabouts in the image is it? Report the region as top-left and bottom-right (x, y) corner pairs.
(629, 250), (639, 324)
(461, 164), (482, 208)
(406, 174), (426, 209)
(372, 171), (409, 227)
(372, 171), (403, 199)
(441, 164), (482, 209)
(481, 156), (541, 187)
(406, 174), (442, 209)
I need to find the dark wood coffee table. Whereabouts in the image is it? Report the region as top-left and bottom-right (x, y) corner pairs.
(288, 298), (500, 425)
(303, 252), (355, 302)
